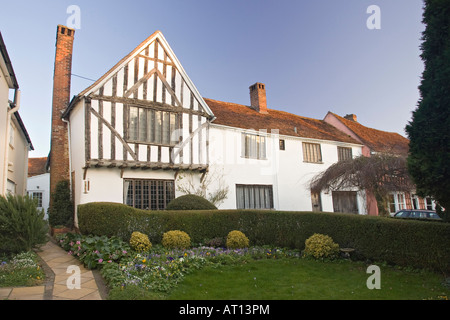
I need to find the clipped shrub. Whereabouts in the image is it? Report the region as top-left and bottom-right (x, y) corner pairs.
(303, 233), (340, 260)
(48, 180), (73, 228)
(161, 230), (191, 249)
(226, 230), (249, 249)
(0, 194), (48, 254)
(130, 231), (152, 252)
(166, 194), (217, 210)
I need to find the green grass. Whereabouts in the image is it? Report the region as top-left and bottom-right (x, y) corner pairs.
(167, 258), (449, 300)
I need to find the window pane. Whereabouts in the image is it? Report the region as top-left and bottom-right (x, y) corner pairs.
(139, 108), (147, 142)
(148, 110), (155, 143)
(155, 111), (162, 143)
(170, 113), (178, 144)
(129, 107), (138, 140)
(162, 112), (170, 144)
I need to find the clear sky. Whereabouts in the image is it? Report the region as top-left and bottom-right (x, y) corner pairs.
(1, 0), (425, 157)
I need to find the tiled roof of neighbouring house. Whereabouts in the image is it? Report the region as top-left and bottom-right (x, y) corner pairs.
(28, 157), (48, 177)
(329, 112), (410, 156)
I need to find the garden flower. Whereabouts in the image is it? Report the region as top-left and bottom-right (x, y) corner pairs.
(98, 259), (103, 263)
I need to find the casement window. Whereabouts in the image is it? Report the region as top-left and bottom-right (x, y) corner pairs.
(337, 146), (353, 161)
(279, 139), (285, 151)
(29, 191), (43, 208)
(242, 133), (266, 159)
(302, 142), (322, 163)
(124, 179), (175, 210)
(128, 106), (179, 145)
(236, 184), (273, 209)
(424, 197), (434, 210)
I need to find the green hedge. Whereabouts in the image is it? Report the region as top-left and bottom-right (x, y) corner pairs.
(77, 202), (450, 273)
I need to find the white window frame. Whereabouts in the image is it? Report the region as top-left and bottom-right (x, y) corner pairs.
(241, 133), (267, 160)
(302, 142), (322, 163)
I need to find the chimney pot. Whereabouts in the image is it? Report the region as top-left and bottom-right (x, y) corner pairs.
(249, 82), (268, 114)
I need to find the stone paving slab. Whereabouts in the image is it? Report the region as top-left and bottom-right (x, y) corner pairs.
(1, 238), (106, 300)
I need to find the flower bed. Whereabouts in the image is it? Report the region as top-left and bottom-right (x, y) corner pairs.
(56, 233), (300, 295)
(0, 252), (45, 287)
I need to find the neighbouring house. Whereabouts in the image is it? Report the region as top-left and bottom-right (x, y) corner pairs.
(0, 31), (33, 196)
(27, 157), (50, 218)
(54, 26), (424, 227)
(324, 112), (435, 215)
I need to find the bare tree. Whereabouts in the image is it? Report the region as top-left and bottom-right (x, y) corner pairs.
(176, 169), (229, 207)
(310, 153), (416, 216)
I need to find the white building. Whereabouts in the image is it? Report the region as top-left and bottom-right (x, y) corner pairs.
(0, 31), (33, 196)
(57, 29), (368, 227)
(27, 157), (50, 218)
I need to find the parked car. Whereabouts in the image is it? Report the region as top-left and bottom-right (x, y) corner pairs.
(393, 209), (442, 220)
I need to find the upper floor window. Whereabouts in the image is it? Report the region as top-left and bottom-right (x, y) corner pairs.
(242, 133), (266, 159)
(279, 139), (285, 151)
(337, 146), (353, 161)
(128, 106), (179, 145)
(302, 142), (322, 163)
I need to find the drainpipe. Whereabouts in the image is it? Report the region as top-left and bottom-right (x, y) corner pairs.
(3, 89), (20, 194)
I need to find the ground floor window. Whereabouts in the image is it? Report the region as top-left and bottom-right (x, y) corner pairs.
(124, 179), (174, 210)
(236, 184), (273, 209)
(29, 191), (43, 208)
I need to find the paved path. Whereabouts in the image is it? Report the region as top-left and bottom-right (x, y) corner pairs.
(0, 238), (108, 300)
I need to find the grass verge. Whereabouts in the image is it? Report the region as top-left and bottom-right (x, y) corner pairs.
(167, 258), (449, 300)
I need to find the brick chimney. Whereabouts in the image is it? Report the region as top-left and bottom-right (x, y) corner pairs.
(344, 114), (357, 122)
(249, 82), (268, 114)
(49, 25), (74, 201)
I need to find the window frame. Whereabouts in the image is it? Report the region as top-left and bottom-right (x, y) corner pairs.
(241, 133), (267, 160)
(302, 142), (322, 163)
(236, 184), (274, 209)
(337, 146), (353, 162)
(124, 179), (175, 210)
(127, 105), (180, 147)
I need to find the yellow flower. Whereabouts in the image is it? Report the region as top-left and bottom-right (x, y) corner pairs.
(142, 258), (146, 263)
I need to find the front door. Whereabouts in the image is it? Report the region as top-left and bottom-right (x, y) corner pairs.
(311, 191), (322, 212)
(332, 191), (358, 214)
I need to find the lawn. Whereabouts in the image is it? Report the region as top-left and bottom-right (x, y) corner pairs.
(167, 258), (449, 300)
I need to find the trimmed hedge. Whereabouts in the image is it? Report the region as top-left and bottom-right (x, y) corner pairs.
(77, 202), (450, 273)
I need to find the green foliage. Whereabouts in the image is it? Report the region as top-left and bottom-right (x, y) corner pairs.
(129, 231), (152, 252)
(303, 233), (340, 260)
(58, 233), (131, 269)
(77, 203), (450, 272)
(166, 194), (217, 210)
(48, 180), (74, 228)
(162, 230), (191, 249)
(0, 194), (48, 255)
(226, 230), (249, 249)
(405, 0), (450, 216)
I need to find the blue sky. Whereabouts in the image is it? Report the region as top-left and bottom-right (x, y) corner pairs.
(1, 0), (425, 157)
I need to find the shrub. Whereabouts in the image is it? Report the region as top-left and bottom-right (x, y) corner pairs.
(129, 232), (152, 252)
(166, 194), (217, 210)
(161, 230), (191, 249)
(303, 233), (340, 260)
(226, 230), (249, 249)
(0, 194), (48, 254)
(48, 180), (73, 228)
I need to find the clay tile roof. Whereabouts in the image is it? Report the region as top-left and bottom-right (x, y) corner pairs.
(204, 98), (359, 144)
(331, 112), (410, 156)
(28, 157), (48, 177)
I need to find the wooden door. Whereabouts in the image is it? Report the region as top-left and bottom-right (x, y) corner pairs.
(311, 192), (322, 212)
(332, 191), (358, 214)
